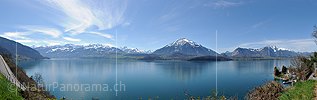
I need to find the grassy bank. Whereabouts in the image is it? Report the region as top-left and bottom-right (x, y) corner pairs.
(279, 80), (317, 100)
(0, 74), (24, 100)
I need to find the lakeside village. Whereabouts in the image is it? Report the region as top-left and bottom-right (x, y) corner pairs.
(273, 53), (317, 85)
(242, 53), (317, 100)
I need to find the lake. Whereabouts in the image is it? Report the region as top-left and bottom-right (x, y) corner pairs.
(18, 58), (291, 99)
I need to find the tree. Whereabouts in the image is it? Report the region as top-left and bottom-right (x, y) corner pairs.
(32, 73), (45, 88)
(281, 65), (287, 74)
(290, 56), (313, 80)
(274, 66), (281, 76)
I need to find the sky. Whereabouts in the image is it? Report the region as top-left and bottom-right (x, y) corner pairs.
(0, 0), (317, 52)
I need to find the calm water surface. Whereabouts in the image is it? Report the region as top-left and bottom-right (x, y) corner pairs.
(19, 58), (290, 99)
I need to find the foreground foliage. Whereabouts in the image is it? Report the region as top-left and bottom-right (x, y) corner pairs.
(246, 81), (284, 100)
(185, 90), (237, 100)
(0, 74), (24, 100)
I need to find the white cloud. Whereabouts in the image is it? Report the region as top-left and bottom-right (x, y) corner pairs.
(0, 32), (30, 40)
(237, 38), (317, 52)
(88, 31), (113, 39)
(1, 26), (62, 42)
(15, 39), (34, 43)
(20, 26), (62, 38)
(42, 0), (128, 34)
(44, 41), (63, 46)
(204, 0), (242, 9)
(2, 0), (128, 47)
(36, 40), (66, 46)
(63, 37), (81, 42)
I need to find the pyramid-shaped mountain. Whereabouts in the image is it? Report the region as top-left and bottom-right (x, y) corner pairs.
(152, 38), (218, 56)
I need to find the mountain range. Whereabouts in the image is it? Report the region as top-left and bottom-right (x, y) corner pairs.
(35, 44), (123, 58)
(34, 38), (311, 60)
(223, 46), (311, 58)
(33, 38), (221, 60)
(34, 44), (153, 58)
(33, 37), (311, 60)
(0, 36), (312, 60)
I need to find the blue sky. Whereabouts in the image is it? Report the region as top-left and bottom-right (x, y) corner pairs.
(0, 0), (317, 52)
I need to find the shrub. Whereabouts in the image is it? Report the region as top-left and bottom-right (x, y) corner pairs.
(289, 56), (314, 80)
(246, 81), (283, 100)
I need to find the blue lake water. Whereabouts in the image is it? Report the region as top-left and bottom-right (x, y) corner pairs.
(18, 58), (291, 99)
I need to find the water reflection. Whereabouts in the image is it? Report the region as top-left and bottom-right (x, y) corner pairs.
(153, 60), (212, 81)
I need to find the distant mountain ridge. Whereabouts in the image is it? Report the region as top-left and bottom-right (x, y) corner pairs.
(34, 44), (151, 58)
(120, 46), (152, 54)
(0, 36), (45, 59)
(226, 46), (306, 58)
(35, 44), (123, 58)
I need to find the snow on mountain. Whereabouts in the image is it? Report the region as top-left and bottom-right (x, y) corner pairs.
(231, 46), (299, 57)
(34, 44), (152, 58)
(120, 46), (151, 54)
(153, 38), (218, 56)
(167, 38), (200, 47)
(34, 44), (124, 58)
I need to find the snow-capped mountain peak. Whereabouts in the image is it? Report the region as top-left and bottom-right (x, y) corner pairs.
(120, 46), (151, 54)
(277, 47), (289, 51)
(262, 45), (290, 52)
(153, 38), (218, 56)
(84, 44), (112, 49)
(168, 38), (200, 47)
